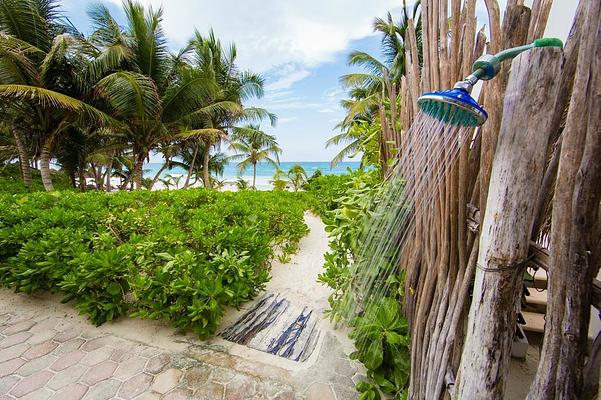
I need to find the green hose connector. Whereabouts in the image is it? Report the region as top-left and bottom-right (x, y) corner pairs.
(472, 37), (563, 81)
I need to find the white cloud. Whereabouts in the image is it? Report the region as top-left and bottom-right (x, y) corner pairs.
(105, 0), (399, 72)
(266, 68), (311, 91)
(277, 117), (299, 124)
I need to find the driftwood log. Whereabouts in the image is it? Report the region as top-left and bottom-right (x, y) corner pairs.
(455, 47), (563, 399)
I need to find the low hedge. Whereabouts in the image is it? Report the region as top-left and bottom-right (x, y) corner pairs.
(0, 188), (308, 337)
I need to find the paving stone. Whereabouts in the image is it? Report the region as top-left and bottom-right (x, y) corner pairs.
(51, 350), (85, 371)
(304, 382), (335, 400)
(22, 340), (58, 360)
(271, 391), (295, 400)
(139, 347), (162, 358)
(183, 365), (211, 387)
(224, 374), (257, 400)
(135, 393), (160, 400)
(28, 318), (57, 334)
(0, 343), (29, 362)
(113, 355), (146, 380)
(28, 329), (57, 345)
(1, 320), (35, 336)
(50, 383), (88, 400)
(145, 353), (171, 374)
(330, 357), (357, 378)
(81, 360), (118, 385)
(163, 388), (192, 400)
(0, 375), (20, 393)
(195, 381), (225, 400)
(0, 314), (11, 325)
(210, 367), (236, 384)
(80, 337), (111, 352)
(83, 378), (121, 400)
(254, 380), (293, 398)
(118, 373), (153, 399)
(9, 370), (54, 397)
(16, 353), (57, 376)
(0, 332), (33, 349)
(81, 347), (112, 366)
(54, 338), (85, 355)
(151, 368), (182, 395)
(0, 357), (26, 378)
(47, 365), (86, 390)
(351, 373), (367, 386)
(109, 348), (129, 362)
(20, 387), (53, 400)
(53, 330), (80, 343)
(331, 383), (357, 400)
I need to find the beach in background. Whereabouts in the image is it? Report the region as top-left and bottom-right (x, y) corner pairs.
(144, 161), (362, 190)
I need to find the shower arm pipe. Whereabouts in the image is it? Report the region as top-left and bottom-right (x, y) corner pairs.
(454, 38), (564, 92)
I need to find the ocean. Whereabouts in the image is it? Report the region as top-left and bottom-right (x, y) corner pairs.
(144, 161), (361, 189)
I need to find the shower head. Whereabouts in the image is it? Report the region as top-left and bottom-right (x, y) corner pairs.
(417, 38), (563, 128)
(417, 87), (487, 127)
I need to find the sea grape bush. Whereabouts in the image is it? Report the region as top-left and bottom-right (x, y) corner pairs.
(306, 171), (411, 400)
(0, 188), (308, 336)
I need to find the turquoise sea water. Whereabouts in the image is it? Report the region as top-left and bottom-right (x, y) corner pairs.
(144, 161), (361, 180)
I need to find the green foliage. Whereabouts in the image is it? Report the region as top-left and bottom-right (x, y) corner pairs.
(350, 298), (410, 398)
(0, 164), (71, 194)
(0, 188), (308, 336)
(306, 170), (410, 399)
(287, 164), (308, 192)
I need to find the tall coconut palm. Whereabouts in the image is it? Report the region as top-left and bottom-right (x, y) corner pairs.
(185, 30), (276, 188)
(0, 0), (117, 191)
(88, 1), (225, 189)
(228, 125), (281, 189)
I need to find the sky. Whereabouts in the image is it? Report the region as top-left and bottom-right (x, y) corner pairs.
(59, 0), (577, 162)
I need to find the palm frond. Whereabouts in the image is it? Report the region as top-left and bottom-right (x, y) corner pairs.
(0, 83), (115, 125)
(95, 71), (160, 119)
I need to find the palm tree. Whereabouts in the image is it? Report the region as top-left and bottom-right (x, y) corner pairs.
(184, 30), (276, 188)
(287, 164), (308, 192)
(327, 120), (380, 168)
(169, 141), (227, 188)
(271, 167), (288, 191)
(228, 125), (281, 189)
(338, 1), (421, 128)
(0, 0), (117, 191)
(88, 1), (229, 189)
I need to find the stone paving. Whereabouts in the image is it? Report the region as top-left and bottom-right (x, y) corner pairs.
(0, 308), (362, 400)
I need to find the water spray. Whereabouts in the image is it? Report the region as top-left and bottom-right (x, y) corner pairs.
(417, 38), (563, 127)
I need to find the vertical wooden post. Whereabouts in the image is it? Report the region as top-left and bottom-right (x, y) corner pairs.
(455, 47), (563, 399)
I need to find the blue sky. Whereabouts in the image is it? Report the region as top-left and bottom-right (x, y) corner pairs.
(60, 0), (576, 162)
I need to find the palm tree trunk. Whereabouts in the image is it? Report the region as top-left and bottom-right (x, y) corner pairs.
(185, 143), (199, 188)
(133, 153), (144, 190)
(13, 130), (32, 187)
(252, 163), (257, 189)
(202, 143), (211, 188)
(39, 142), (54, 191)
(78, 162), (86, 192)
(105, 151), (114, 193)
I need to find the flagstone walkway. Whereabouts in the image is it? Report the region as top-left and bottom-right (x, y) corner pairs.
(0, 294), (361, 400)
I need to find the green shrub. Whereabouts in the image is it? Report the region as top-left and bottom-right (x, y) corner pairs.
(310, 170), (411, 399)
(0, 188), (309, 337)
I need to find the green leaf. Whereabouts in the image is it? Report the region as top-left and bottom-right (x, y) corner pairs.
(385, 331), (403, 345)
(364, 338), (384, 370)
(106, 282), (122, 296)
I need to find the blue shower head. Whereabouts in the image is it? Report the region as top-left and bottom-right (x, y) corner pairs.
(417, 87), (488, 127)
